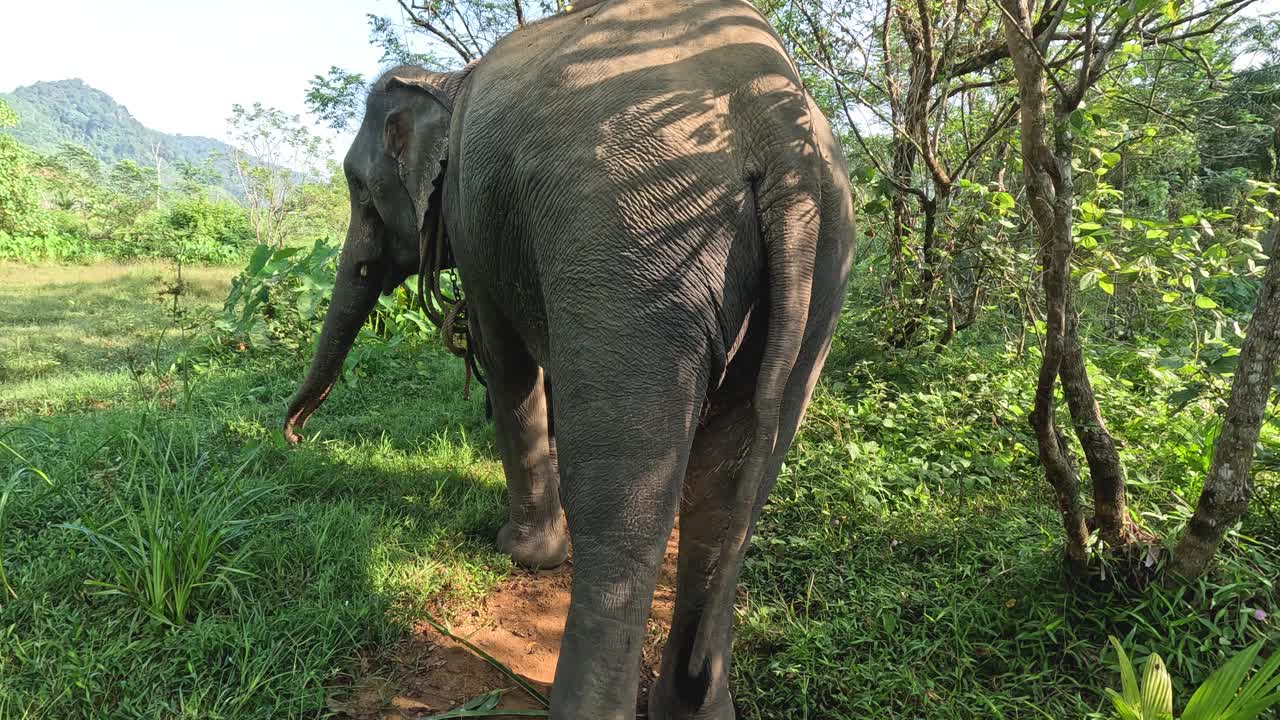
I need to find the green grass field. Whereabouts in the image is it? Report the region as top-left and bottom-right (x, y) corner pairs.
(1, 262), (1276, 719)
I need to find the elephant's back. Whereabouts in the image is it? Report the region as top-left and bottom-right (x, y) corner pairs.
(448, 0), (823, 367)
(464, 0), (804, 152)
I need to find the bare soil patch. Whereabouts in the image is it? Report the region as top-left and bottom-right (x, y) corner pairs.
(333, 527), (680, 719)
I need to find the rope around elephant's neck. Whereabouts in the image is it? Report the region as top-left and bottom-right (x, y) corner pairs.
(417, 164), (486, 402)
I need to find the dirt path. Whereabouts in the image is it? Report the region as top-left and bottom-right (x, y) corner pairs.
(333, 528), (680, 719)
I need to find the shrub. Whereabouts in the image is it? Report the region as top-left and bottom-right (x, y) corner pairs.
(1108, 636), (1280, 720)
(120, 196), (256, 264)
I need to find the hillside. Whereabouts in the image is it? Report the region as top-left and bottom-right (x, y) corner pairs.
(0, 79), (239, 193)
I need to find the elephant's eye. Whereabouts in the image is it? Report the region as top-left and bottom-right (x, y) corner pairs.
(351, 179), (371, 206)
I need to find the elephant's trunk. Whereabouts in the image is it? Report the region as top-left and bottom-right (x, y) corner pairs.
(283, 256), (381, 444)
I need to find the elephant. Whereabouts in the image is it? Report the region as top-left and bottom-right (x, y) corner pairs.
(282, 0), (855, 717)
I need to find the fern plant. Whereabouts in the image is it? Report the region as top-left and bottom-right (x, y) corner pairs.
(1108, 637), (1280, 720)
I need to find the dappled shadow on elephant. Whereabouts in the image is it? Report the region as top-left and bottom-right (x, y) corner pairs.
(280, 2), (855, 719)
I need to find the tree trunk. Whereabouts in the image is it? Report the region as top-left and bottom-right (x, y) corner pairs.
(1061, 306), (1133, 545)
(888, 137), (916, 295)
(1172, 224), (1280, 579)
(1001, 0), (1090, 576)
(891, 193), (945, 347)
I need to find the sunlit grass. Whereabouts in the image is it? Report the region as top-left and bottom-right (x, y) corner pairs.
(1, 262), (1276, 718)
(0, 262), (507, 716)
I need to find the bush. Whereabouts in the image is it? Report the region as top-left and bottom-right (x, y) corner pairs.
(117, 197), (256, 264)
(0, 229), (99, 263)
(215, 241), (439, 385)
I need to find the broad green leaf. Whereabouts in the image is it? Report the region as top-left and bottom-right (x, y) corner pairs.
(1112, 638), (1142, 706)
(1208, 354), (1240, 375)
(246, 244), (272, 276)
(1222, 692), (1280, 720)
(1169, 383), (1206, 411)
(1183, 642), (1262, 720)
(1140, 653), (1173, 720)
(1195, 295), (1219, 309)
(1230, 644), (1280, 708)
(1098, 277), (1115, 295)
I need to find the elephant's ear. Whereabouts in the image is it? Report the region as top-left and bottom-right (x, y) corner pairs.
(381, 106), (449, 235)
(384, 75), (455, 113)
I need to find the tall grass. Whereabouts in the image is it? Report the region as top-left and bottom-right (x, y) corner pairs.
(57, 429), (282, 625)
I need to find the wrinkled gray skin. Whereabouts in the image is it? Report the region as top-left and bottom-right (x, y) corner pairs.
(284, 0), (854, 717)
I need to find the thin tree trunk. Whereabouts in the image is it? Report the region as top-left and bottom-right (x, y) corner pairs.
(891, 193), (944, 347)
(1172, 225), (1280, 579)
(1001, 0), (1090, 576)
(889, 137), (915, 295)
(1060, 306), (1133, 545)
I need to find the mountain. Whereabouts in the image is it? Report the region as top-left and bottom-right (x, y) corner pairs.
(0, 79), (239, 193)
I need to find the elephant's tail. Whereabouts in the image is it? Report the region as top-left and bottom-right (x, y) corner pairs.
(688, 144), (823, 676)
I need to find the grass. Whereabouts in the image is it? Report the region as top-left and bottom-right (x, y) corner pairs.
(0, 261), (1276, 718)
(0, 261), (509, 717)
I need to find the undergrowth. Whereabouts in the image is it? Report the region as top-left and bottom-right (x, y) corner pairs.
(0, 263), (1276, 718)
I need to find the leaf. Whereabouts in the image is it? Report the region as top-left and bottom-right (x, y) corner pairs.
(295, 290), (319, 320)
(1194, 295), (1219, 309)
(1112, 637), (1142, 706)
(1233, 644), (1280, 707)
(246, 244), (272, 276)
(423, 617), (550, 708)
(1107, 689), (1144, 720)
(1208, 354), (1240, 375)
(1098, 277), (1115, 295)
(1182, 641), (1262, 720)
(1169, 383), (1206, 411)
(1140, 653), (1173, 720)
(1222, 693), (1280, 720)
(1102, 152), (1122, 167)
(1071, 109), (1087, 129)
(462, 690), (502, 711)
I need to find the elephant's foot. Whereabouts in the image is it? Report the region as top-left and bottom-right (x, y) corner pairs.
(497, 517), (569, 570)
(646, 672), (735, 720)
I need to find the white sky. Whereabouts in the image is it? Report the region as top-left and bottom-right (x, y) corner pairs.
(0, 0), (394, 158)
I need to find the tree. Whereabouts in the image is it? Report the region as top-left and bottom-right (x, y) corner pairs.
(292, 162), (350, 243)
(777, 0), (1024, 347)
(306, 2), (542, 130)
(999, 0), (1260, 571)
(0, 99), (45, 236)
(227, 103), (329, 248)
(1172, 216), (1280, 578)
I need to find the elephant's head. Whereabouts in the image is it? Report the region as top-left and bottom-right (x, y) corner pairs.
(284, 65), (462, 444)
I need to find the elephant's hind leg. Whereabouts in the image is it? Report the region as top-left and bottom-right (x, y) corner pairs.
(647, 356), (758, 720)
(545, 345), (704, 720)
(473, 305), (568, 570)
(651, 312), (840, 720)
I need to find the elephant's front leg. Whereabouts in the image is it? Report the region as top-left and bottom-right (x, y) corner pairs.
(481, 316), (568, 570)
